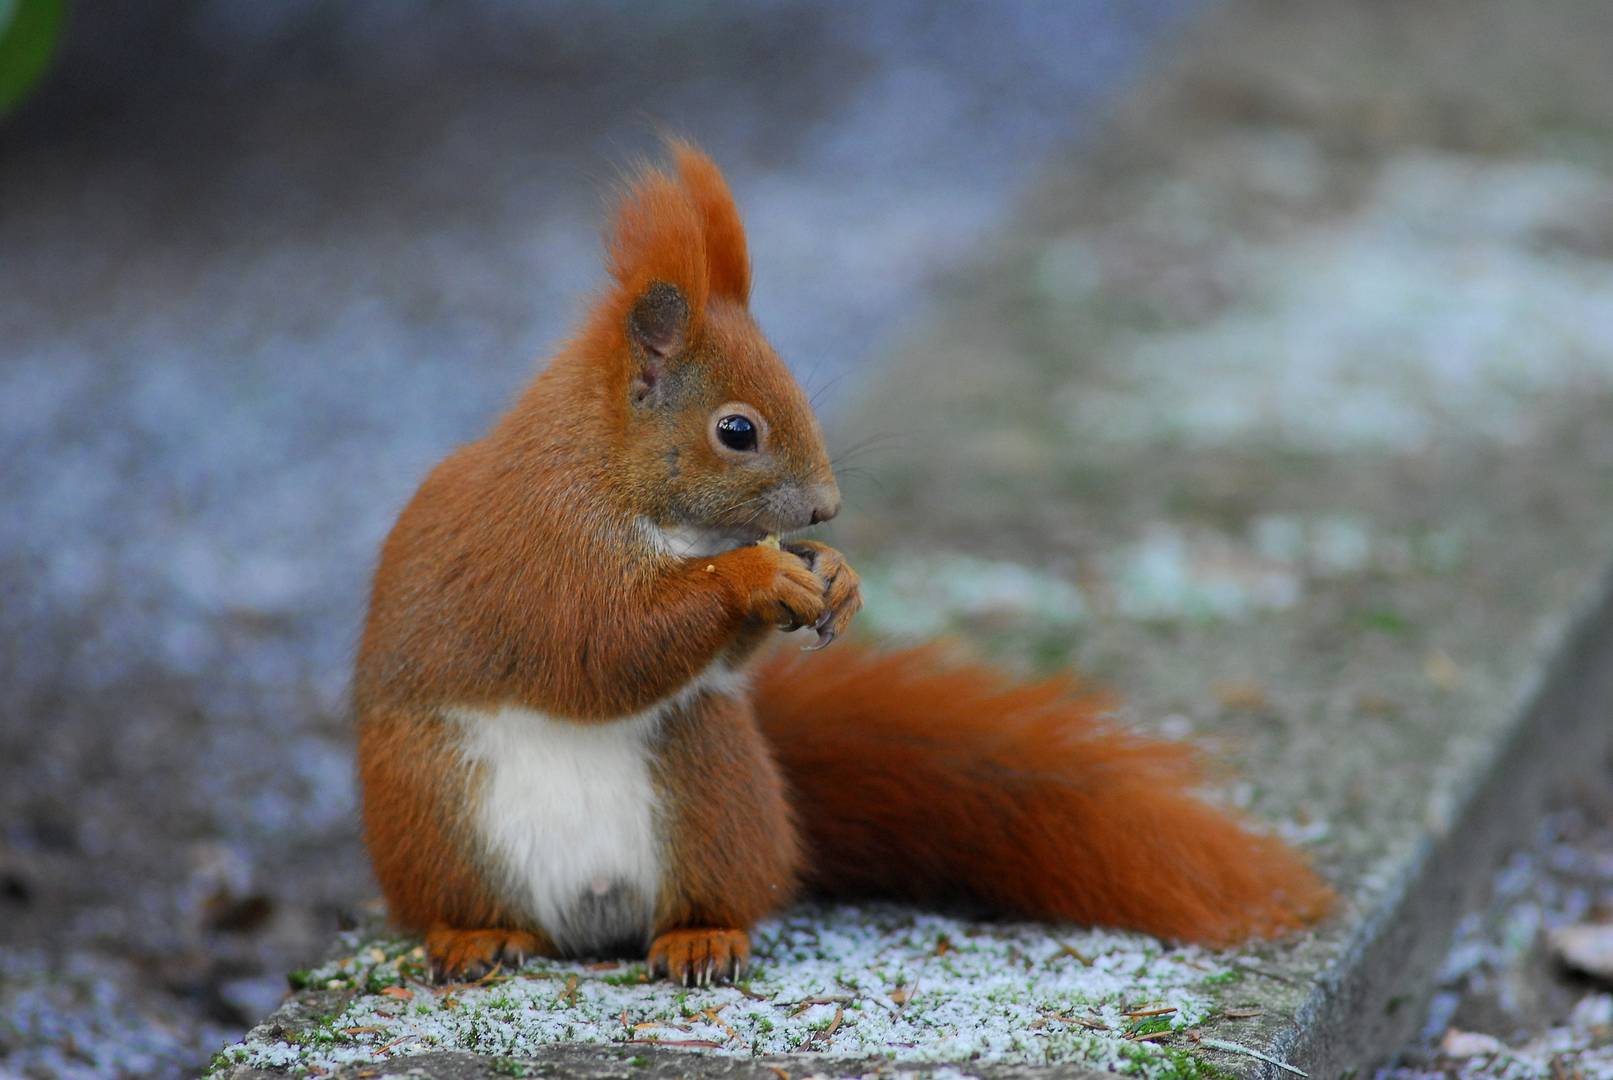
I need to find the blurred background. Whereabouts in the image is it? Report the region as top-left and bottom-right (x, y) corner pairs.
(6, 2), (1613, 1078)
(0, 2), (1197, 1075)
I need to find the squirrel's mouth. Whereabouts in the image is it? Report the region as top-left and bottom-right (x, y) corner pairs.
(649, 522), (776, 560)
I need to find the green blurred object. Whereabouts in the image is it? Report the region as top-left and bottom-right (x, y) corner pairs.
(0, 0), (65, 116)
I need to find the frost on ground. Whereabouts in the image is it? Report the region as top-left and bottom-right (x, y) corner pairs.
(857, 513), (1463, 638)
(212, 904), (1268, 1076)
(1050, 155), (1613, 453)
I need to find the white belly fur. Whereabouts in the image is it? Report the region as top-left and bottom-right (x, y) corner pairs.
(447, 661), (747, 954)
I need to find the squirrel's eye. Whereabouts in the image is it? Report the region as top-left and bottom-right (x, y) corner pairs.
(715, 414), (759, 453)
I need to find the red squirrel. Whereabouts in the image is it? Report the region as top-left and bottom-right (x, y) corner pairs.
(354, 142), (1332, 987)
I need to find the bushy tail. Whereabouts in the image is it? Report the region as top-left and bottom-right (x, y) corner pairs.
(753, 642), (1331, 945)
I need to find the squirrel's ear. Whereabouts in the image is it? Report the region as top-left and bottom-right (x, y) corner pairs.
(627, 282), (689, 403)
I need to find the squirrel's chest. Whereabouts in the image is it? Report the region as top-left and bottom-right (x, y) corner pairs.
(450, 702), (666, 955)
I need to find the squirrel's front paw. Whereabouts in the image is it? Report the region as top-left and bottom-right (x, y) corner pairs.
(784, 540), (863, 649)
(717, 545), (827, 631)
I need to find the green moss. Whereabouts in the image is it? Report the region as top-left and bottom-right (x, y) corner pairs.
(1357, 607), (1414, 636)
(1127, 1015), (1176, 1038)
(280, 1012), (354, 1049)
(203, 1046), (249, 1077)
(1118, 1042), (1209, 1079)
(363, 969), (401, 994)
(600, 965), (648, 986)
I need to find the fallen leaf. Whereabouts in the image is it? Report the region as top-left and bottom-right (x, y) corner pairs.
(1439, 1029), (1506, 1057)
(1214, 681), (1268, 710)
(1423, 649), (1463, 690)
(1550, 924), (1613, 982)
(702, 1006), (737, 1040)
(374, 1034), (419, 1057)
(625, 1038), (724, 1048)
(1052, 942), (1093, 966)
(1356, 694), (1398, 715)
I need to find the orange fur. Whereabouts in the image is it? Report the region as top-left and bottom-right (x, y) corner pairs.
(651, 691), (802, 931)
(671, 139), (750, 304)
(605, 163), (710, 344)
(754, 643), (1333, 944)
(356, 143), (838, 982)
(354, 141), (1329, 984)
(356, 705), (508, 930)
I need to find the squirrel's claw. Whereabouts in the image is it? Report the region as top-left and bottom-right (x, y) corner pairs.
(647, 928), (750, 987)
(784, 540), (862, 651)
(425, 928), (546, 984)
(803, 607), (837, 651)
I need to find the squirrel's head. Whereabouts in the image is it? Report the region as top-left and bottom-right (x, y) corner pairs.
(579, 142), (839, 552)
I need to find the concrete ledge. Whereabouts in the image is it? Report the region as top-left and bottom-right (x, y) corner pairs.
(224, 1048), (1104, 1080)
(1273, 569), (1613, 1074)
(214, 569), (1613, 1079)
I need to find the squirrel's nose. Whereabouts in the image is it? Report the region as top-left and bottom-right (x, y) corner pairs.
(809, 492), (841, 525)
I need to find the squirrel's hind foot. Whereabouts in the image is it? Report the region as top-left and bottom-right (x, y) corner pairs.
(426, 927), (549, 983)
(647, 928), (750, 987)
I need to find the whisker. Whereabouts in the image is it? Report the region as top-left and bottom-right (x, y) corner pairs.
(833, 466), (890, 496)
(704, 492), (768, 520)
(808, 368), (856, 410)
(830, 438), (910, 472)
(831, 430), (910, 460)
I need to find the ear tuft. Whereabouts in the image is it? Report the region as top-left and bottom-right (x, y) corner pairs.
(671, 140), (751, 305)
(596, 141), (750, 388)
(607, 165), (709, 338)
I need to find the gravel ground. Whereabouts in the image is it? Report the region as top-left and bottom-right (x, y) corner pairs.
(0, 4), (1199, 1077)
(217, 907), (1239, 1075)
(1383, 783), (1613, 1079)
